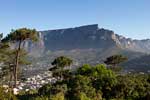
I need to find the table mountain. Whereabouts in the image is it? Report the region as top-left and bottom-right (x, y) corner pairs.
(20, 24), (150, 72)
(23, 24), (150, 55)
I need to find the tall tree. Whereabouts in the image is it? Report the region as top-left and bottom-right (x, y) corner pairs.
(50, 56), (73, 79)
(2, 28), (39, 87)
(104, 54), (127, 67)
(0, 43), (29, 80)
(104, 54), (127, 72)
(0, 33), (3, 41)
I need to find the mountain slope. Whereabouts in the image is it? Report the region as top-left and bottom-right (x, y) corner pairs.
(24, 24), (150, 54)
(122, 54), (150, 72)
(20, 24), (150, 72)
(40, 24), (118, 51)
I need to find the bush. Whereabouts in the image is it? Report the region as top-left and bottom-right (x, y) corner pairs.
(0, 86), (17, 100)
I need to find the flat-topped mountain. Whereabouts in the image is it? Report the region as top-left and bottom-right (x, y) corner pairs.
(41, 24), (117, 51)
(25, 24), (150, 54)
(21, 24), (150, 72)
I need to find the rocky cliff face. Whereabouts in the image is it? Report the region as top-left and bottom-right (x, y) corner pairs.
(114, 34), (150, 53)
(15, 24), (150, 72)
(25, 24), (150, 56)
(40, 24), (117, 51)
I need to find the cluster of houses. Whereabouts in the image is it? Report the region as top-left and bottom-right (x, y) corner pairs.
(12, 71), (57, 94)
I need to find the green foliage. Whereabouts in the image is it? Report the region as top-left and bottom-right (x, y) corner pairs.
(51, 56), (73, 69)
(38, 83), (67, 99)
(19, 63), (149, 100)
(38, 84), (52, 96)
(0, 33), (3, 40)
(112, 74), (150, 100)
(104, 54), (127, 66)
(104, 54), (127, 72)
(0, 43), (30, 84)
(50, 56), (73, 79)
(2, 28), (39, 42)
(77, 64), (117, 91)
(50, 92), (65, 100)
(77, 64), (117, 99)
(68, 75), (96, 99)
(78, 92), (91, 100)
(32, 96), (49, 100)
(1, 28), (39, 87)
(16, 63), (150, 100)
(0, 86), (17, 100)
(67, 64), (116, 100)
(77, 64), (92, 76)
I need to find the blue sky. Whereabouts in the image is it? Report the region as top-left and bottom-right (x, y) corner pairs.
(0, 0), (150, 39)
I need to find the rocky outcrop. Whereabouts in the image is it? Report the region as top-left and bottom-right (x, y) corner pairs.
(22, 24), (150, 56)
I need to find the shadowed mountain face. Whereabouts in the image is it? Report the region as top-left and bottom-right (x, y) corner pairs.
(21, 24), (150, 72)
(122, 54), (150, 72)
(25, 24), (150, 54)
(41, 24), (117, 51)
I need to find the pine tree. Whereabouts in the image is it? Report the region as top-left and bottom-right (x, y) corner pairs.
(2, 28), (39, 87)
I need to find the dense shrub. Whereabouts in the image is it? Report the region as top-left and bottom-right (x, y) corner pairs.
(8, 64), (150, 100)
(0, 86), (17, 100)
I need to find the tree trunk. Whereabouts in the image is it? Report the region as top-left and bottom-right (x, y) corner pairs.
(14, 40), (21, 87)
(9, 64), (13, 88)
(9, 71), (13, 99)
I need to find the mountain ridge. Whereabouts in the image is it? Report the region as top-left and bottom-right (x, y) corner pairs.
(31, 24), (150, 53)
(16, 24), (150, 72)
